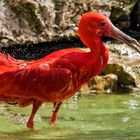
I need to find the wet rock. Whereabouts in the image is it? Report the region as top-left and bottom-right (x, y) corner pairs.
(88, 74), (118, 93)
(0, 0), (115, 47)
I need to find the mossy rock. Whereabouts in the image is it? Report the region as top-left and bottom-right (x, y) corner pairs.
(88, 74), (118, 93)
(102, 64), (136, 86)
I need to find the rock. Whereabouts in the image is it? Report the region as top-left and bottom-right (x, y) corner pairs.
(0, 0), (115, 47)
(105, 42), (140, 92)
(102, 64), (136, 86)
(110, 0), (136, 30)
(88, 74), (118, 93)
(0, 0), (138, 47)
(88, 63), (138, 93)
(88, 42), (140, 94)
(107, 42), (140, 87)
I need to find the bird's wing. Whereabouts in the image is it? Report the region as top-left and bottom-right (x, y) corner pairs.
(0, 53), (25, 65)
(0, 63), (73, 101)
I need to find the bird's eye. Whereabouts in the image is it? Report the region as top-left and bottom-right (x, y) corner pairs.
(100, 21), (106, 27)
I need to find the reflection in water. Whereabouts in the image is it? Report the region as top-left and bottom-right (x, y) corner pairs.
(0, 93), (140, 139)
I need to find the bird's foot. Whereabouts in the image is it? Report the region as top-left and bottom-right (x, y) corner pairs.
(50, 114), (57, 125)
(50, 121), (56, 126)
(50, 119), (56, 126)
(27, 120), (34, 129)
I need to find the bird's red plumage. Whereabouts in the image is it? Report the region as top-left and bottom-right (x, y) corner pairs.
(0, 12), (138, 129)
(0, 12), (119, 129)
(0, 46), (108, 101)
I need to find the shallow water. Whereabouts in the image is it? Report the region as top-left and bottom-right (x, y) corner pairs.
(0, 93), (140, 140)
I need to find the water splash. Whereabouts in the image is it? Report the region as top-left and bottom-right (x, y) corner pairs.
(122, 117), (130, 123)
(0, 104), (42, 125)
(68, 92), (78, 110)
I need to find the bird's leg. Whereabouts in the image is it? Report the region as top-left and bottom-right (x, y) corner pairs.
(53, 102), (57, 109)
(27, 99), (42, 129)
(50, 102), (62, 125)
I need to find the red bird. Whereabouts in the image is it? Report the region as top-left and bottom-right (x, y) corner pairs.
(0, 12), (139, 129)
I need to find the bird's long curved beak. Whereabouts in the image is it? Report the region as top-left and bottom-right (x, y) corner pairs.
(109, 23), (140, 54)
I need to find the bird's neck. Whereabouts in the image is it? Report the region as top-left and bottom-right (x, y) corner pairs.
(87, 36), (102, 62)
(86, 36), (109, 76)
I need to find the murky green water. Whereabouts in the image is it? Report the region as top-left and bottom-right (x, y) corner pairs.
(0, 93), (140, 140)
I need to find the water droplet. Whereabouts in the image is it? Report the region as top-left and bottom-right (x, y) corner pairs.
(122, 117), (130, 123)
(81, 124), (85, 128)
(68, 93), (78, 110)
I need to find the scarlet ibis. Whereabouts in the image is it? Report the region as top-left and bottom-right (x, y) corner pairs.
(0, 12), (139, 129)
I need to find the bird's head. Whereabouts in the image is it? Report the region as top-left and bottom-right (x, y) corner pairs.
(78, 12), (140, 54)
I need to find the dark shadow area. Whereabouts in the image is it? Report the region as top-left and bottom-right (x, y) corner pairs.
(129, 0), (140, 38)
(110, 0), (140, 39)
(0, 38), (85, 60)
